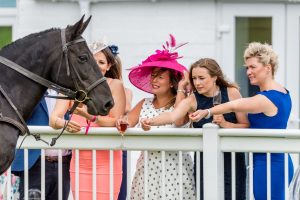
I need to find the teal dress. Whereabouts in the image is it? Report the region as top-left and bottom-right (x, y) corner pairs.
(248, 90), (294, 200)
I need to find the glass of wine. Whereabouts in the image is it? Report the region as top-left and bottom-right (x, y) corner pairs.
(213, 90), (222, 107)
(118, 115), (128, 149)
(118, 115), (128, 135)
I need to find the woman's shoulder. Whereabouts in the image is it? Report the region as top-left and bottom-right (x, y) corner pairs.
(109, 78), (123, 86)
(227, 87), (242, 100)
(109, 78), (124, 91)
(125, 87), (133, 96)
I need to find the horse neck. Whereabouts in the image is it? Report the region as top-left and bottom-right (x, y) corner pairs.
(0, 30), (60, 120)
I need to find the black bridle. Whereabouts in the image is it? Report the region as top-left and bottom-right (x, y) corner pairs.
(0, 28), (107, 145)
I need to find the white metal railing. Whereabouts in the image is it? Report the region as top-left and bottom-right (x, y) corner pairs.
(2, 125), (300, 199)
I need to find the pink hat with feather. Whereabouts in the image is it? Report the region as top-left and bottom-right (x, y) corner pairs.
(128, 34), (188, 94)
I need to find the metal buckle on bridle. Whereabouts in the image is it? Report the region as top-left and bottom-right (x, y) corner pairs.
(74, 90), (90, 103)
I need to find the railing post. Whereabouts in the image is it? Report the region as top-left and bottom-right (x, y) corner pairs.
(203, 123), (224, 200)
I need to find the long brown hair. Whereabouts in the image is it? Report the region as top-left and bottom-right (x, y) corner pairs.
(189, 58), (238, 91)
(101, 47), (122, 80)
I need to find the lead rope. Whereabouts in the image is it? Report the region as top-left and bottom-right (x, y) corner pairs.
(50, 116), (71, 147)
(50, 100), (80, 146)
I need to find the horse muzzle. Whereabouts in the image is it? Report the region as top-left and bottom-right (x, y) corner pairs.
(86, 98), (114, 116)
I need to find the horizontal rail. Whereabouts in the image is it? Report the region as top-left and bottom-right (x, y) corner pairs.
(19, 126), (300, 152)
(18, 127), (203, 151)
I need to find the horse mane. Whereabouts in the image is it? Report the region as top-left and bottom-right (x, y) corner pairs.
(1, 28), (60, 52)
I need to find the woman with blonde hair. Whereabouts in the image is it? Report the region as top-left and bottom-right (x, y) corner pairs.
(186, 42), (294, 199)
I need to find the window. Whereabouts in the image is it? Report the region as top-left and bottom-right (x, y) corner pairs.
(0, 0), (16, 7)
(0, 26), (12, 49)
(235, 17), (272, 97)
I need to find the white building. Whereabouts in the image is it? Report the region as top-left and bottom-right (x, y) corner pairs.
(1, 0), (300, 124)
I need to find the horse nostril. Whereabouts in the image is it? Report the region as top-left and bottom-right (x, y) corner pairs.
(105, 100), (114, 110)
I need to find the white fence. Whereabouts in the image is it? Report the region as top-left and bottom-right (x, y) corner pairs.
(3, 124), (300, 200)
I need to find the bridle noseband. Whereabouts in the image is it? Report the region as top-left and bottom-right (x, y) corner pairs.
(0, 28), (107, 145)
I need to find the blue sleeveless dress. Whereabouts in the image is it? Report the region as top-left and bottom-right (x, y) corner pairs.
(192, 87), (246, 200)
(248, 90), (294, 200)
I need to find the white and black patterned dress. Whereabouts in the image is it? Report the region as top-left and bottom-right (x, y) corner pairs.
(130, 98), (196, 200)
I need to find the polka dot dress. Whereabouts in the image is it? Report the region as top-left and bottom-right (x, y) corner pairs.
(130, 98), (196, 200)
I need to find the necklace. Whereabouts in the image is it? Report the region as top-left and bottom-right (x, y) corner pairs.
(153, 96), (176, 109)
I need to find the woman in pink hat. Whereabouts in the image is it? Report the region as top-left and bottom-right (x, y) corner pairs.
(140, 58), (249, 199)
(117, 35), (196, 199)
(50, 41), (125, 200)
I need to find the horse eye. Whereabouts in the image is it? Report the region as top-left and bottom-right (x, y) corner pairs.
(78, 54), (88, 63)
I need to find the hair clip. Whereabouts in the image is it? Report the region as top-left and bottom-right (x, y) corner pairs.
(108, 45), (119, 55)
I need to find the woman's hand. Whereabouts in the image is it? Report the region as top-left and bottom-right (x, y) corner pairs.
(116, 118), (122, 133)
(213, 114), (228, 127)
(178, 71), (190, 94)
(65, 120), (81, 133)
(140, 118), (153, 131)
(55, 117), (81, 133)
(189, 109), (207, 122)
(73, 105), (88, 118)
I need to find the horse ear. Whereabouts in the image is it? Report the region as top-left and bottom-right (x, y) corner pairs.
(69, 15), (91, 39)
(79, 16), (92, 35)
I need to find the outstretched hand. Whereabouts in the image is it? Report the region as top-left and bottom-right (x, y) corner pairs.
(140, 118), (152, 131)
(189, 109), (207, 122)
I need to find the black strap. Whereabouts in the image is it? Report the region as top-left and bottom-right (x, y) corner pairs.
(0, 55), (76, 99)
(0, 114), (27, 135)
(0, 85), (49, 145)
(0, 85), (29, 136)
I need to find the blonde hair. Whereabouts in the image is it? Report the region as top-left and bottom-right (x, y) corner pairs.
(244, 42), (278, 77)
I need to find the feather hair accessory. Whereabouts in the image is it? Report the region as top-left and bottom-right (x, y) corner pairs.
(142, 34), (188, 63)
(89, 41), (108, 54)
(162, 34), (188, 53)
(89, 36), (109, 54)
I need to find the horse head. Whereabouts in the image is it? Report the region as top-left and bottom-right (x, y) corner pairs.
(52, 16), (114, 116)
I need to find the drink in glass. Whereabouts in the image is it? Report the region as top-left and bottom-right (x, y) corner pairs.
(213, 90), (222, 106)
(118, 115), (128, 136)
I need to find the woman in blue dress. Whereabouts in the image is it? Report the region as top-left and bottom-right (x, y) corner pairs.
(188, 42), (294, 200)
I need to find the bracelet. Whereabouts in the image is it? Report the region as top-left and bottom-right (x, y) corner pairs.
(91, 115), (97, 122)
(177, 89), (186, 95)
(205, 109), (211, 119)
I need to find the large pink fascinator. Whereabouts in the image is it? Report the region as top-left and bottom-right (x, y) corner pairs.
(128, 34), (188, 94)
